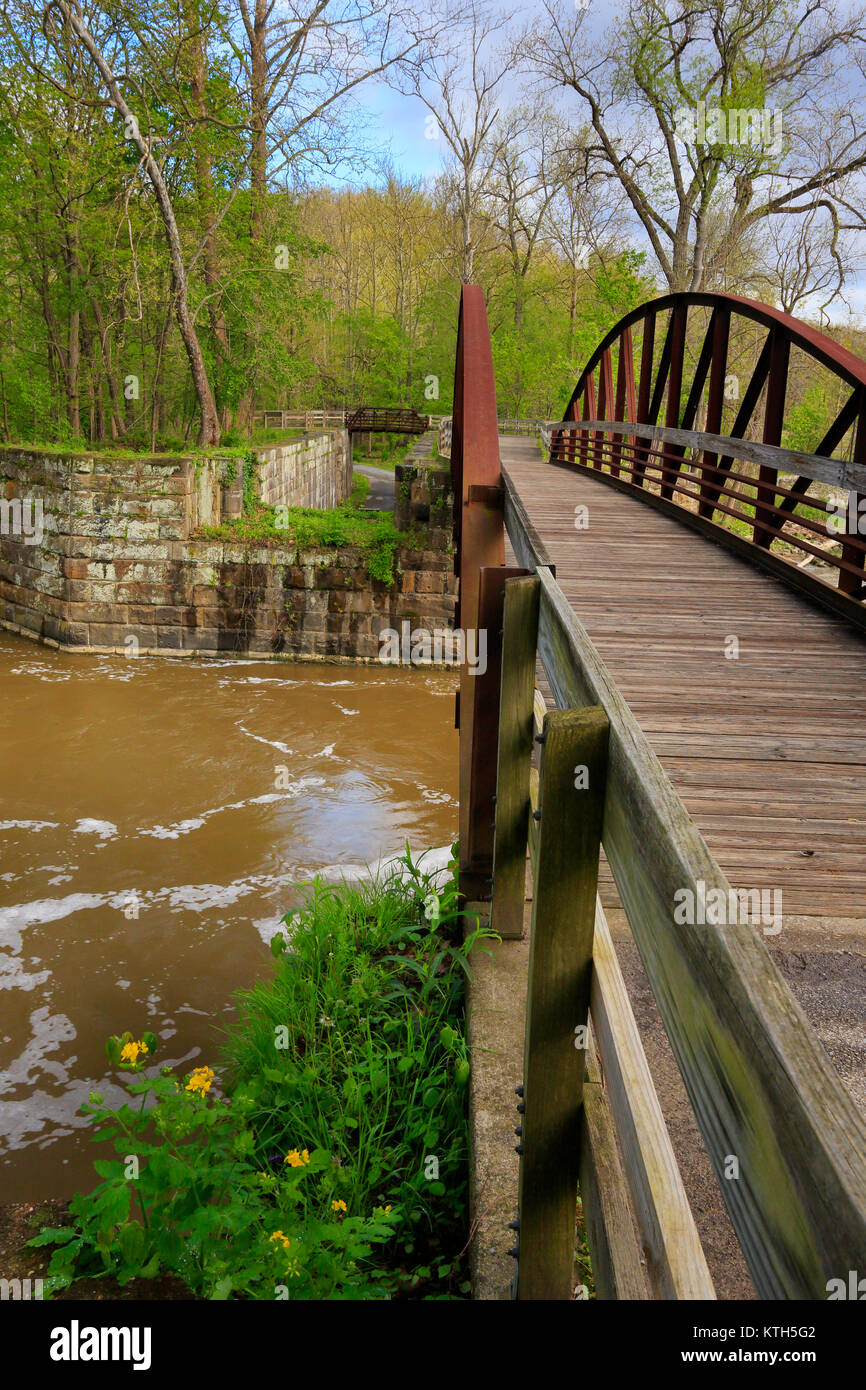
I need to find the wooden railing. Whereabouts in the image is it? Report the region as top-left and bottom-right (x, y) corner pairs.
(253, 406), (432, 434)
(450, 284), (866, 1300)
(437, 416), (452, 459)
(345, 406), (430, 434)
(438, 415), (538, 458)
(253, 409), (347, 430)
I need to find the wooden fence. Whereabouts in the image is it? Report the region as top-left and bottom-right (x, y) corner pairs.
(448, 284), (866, 1300)
(253, 409), (347, 430)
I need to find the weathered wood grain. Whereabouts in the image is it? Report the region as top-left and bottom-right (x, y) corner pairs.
(579, 1033), (652, 1301)
(491, 577), (540, 939)
(546, 417), (866, 495)
(532, 562), (866, 1298)
(590, 896), (715, 1299)
(517, 706), (609, 1300)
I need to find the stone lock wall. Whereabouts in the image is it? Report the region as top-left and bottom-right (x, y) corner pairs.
(0, 443), (455, 660)
(394, 460), (453, 547)
(258, 430), (352, 511)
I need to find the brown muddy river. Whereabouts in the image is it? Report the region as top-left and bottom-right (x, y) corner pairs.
(0, 632), (458, 1201)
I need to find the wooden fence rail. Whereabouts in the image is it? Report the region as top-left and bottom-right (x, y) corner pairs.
(449, 284), (866, 1301)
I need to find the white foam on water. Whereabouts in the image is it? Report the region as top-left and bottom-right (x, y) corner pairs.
(0, 820), (60, 833)
(236, 722), (293, 754)
(0, 892), (107, 936)
(416, 784), (455, 805)
(138, 778), (326, 840)
(314, 843), (455, 892)
(9, 665), (72, 682)
(73, 818), (118, 840)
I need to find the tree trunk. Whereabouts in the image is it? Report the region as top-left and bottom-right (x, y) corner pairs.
(249, 0), (268, 243)
(187, 0), (230, 355)
(54, 1), (221, 446)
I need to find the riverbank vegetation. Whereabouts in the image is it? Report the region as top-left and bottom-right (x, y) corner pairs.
(30, 850), (492, 1300)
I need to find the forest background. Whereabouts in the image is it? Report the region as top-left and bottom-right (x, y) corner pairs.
(2, 0), (866, 452)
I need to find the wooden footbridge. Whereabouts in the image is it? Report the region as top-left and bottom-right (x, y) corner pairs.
(439, 286), (866, 1301)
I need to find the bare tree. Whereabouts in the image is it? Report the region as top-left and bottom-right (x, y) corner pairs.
(228, 0), (453, 241)
(394, 2), (521, 282)
(488, 103), (569, 325)
(520, 0), (866, 294)
(753, 206), (857, 318)
(543, 130), (633, 351)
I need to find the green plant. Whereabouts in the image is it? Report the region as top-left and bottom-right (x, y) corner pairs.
(195, 475), (414, 586)
(223, 847), (493, 1296)
(31, 849), (492, 1300)
(241, 451), (259, 514)
(31, 1036), (397, 1300)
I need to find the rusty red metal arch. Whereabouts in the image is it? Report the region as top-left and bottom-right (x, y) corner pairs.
(554, 291), (866, 615)
(450, 285), (509, 901)
(565, 293), (866, 415)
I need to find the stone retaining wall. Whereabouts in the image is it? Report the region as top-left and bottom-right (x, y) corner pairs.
(258, 431), (352, 511)
(0, 445), (455, 660)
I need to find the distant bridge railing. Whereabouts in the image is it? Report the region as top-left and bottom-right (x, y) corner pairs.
(449, 283), (866, 1300)
(253, 407), (434, 434)
(344, 406), (429, 435)
(253, 409), (347, 430)
(438, 415), (540, 458)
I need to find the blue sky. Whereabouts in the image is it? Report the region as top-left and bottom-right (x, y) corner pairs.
(354, 82), (445, 182)
(322, 16), (866, 328)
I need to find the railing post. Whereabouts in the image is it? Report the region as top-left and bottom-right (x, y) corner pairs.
(754, 326), (790, 548)
(451, 285), (507, 902)
(490, 575), (540, 939)
(699, 306), (731, 519)
(838, 398), (866, 598)
(517, 705), (610, 1300)
(633, 311), (656, 487)
(461, 564), (527, 899)
(659, 301), (687, 499)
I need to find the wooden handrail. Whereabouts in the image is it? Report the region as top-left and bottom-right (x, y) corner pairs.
(544, 417), (866, 495)
(509, 547), (866, 1298)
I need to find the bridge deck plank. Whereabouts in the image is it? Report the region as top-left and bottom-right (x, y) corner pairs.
(501, 437), (866, 926)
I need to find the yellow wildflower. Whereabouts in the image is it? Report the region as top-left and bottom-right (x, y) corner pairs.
(185, 1065), (215, 1096)
(284, 1148), (310, 1168)
(331, 1199), (348, 1218)
(269, 1230), (291, 1250)
(120, 1040), (148, 1064)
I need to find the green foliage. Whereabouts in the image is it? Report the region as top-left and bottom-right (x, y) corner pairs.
(241, 451), (260, 514)
(32, 849), (488, 1300)
(782, 384), (834, 454)
(197, 475), (412, 586)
